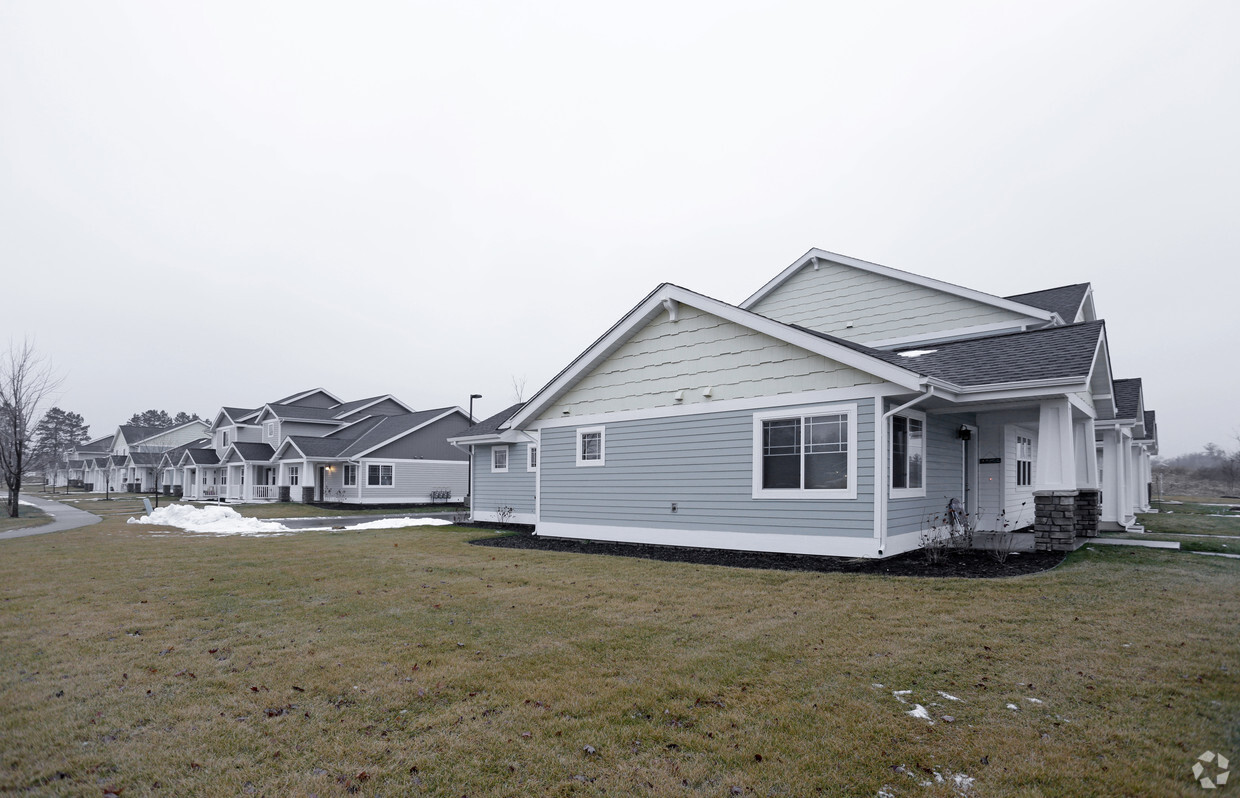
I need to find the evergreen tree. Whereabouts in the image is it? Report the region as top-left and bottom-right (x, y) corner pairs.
(34, 408), (90, 493)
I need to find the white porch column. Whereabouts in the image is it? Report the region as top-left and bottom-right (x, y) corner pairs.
(1034, 398), (1077, 491)
(1099, 426), (1130, 527)
(1074, 418), (1099, 490)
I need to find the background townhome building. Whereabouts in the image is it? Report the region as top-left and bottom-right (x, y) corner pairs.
(450, 249), (1158, 558)
(176, 388), (472, 505)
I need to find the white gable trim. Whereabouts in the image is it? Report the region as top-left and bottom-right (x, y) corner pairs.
(504, 284), (925, 431)
(740, 249), (1058, 324)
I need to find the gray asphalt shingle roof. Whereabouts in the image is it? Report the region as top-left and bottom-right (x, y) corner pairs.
(231, 442), (276, 461)
(793, 320), (1105, 387)
(118, 425), (166, 443)
(1112, 378), (1143, 420)
(265, 403), (342, 421)
(1140, 410), (1157, 441)
(1005, 283), (1091, 322)
(185, 449), (220, 465)
(452, 403), (525, 439)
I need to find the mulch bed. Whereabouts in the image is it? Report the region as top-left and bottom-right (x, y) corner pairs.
(469, 532), (1067, 578)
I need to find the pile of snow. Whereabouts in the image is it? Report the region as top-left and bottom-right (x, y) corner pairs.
(127, 504), (454, 536)
(128, 504), (289, 535)
(299, 517), (451, 532)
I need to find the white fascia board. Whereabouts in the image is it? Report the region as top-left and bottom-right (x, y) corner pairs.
(504, 284), (924, 431)
(739, 249), (1059, 323)
(1085, 331), (1117, 419)
(351, 408), (460, 458)
(931, 380), (1093, 407)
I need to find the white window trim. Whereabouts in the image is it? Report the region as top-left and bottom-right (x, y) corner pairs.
(492, 445), (509, 473)
(576, 426), (606, 467)
(889, 408), (927, 499)
(288, 465), (300, 486)
(367, 462), (395, 488)
(527, 444), (538, 472)
(751, 403), (858, 500)
(264, 421), (275, 438)
(343, 463), (357, 487)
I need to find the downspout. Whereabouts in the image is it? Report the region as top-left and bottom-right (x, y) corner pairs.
(878, 385), (935, 556)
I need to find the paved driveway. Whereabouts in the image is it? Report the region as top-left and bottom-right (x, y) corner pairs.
(0, 494), (102, 540)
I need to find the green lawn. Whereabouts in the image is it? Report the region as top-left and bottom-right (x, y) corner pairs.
(1, 514), (1236, 796)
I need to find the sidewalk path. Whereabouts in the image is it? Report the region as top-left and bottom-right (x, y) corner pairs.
(0, 494), (102, 540)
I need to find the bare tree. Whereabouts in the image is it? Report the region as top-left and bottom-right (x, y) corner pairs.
(511, 374), (527, 403)
(0, 340), (62, 517)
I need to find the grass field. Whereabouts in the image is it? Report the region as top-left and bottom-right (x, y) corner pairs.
(0, 505), (1237, 796)
(0, 504), (50, 534)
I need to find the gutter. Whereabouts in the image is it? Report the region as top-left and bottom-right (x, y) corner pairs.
(877, 386), (936, 556)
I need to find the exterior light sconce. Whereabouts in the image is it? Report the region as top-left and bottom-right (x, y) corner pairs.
(957, 426), (972, 441)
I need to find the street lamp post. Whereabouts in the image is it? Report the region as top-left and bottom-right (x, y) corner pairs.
(467, 394), (482, 510)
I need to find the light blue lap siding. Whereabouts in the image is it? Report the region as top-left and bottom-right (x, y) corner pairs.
(540, 401), (875, 537)
(886, 411), (974, 536)
(472, 443), (537, 516)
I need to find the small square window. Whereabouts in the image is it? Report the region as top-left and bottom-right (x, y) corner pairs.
(576, 427), (605, 467)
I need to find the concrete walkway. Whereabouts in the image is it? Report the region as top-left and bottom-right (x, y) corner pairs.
(0, 494), (102, 540)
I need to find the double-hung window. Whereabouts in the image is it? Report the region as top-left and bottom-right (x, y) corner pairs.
(492, 445), (509, 473)
(288, 465), (299, 486)
(343, 464), (357, 487)
(1016, 435), (1033, 487)
(367, 463), (394, 487)
(752, 404), (856, 499)
(890, 411), (926, 497)
(576, 427), (605, 467)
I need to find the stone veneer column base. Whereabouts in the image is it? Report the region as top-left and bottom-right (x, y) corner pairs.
(1074, 489), (1101, 538)
(1034, 490), (1079, 552)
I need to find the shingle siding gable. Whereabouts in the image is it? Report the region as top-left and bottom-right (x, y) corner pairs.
(748, 259), (1041, 344)
(541, 304), (884, 420)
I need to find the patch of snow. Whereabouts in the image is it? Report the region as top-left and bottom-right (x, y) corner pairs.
(877, 789), (895, 798)
(892, 689), (912, 703)
(18, 500), (39, 507)
(896, 349), (939, 358)
(1006, 703), (1019, 710)
(299, 517), (451, 531)
(953, 773), (975, 792)
(127, 504), (452, 536)
(1025, 697), (1043, 704)
(937, 691), (962, 701)
(872, 683), (884, 689)
(906, 704), (932, 721)
(128, 504), (288, 535)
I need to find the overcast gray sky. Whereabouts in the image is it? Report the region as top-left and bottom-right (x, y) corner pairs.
(3, 1), (1237, 457)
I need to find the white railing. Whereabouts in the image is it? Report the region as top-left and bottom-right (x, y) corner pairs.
(252, 485), (279, 500)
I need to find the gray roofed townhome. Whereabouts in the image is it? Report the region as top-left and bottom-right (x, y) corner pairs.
(176, 391), (475, 506)
(466, 247), (1158, 556)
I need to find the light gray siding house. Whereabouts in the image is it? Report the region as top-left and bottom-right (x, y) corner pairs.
(451, 249), (1158, 558)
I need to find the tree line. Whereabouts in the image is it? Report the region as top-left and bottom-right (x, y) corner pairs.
(1154, 437), (1240, 497)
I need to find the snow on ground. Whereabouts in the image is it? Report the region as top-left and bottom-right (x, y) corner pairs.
(127, 504), (451, 536)
(906, 704), (932, 721)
